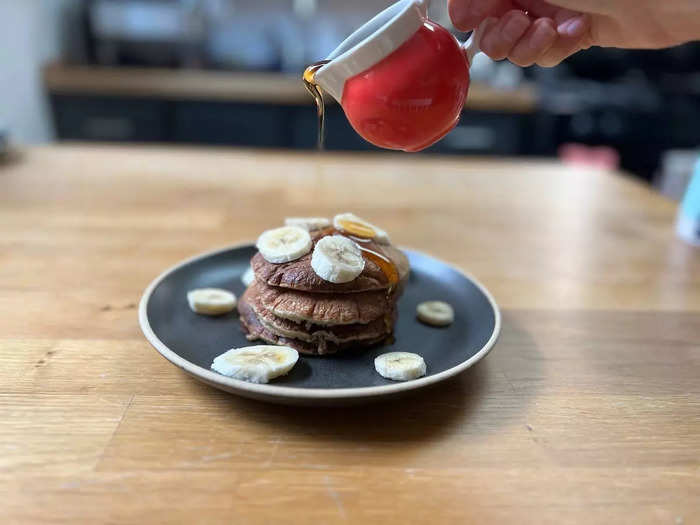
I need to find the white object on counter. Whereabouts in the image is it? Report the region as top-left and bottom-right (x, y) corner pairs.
(676, 158), (700, 247)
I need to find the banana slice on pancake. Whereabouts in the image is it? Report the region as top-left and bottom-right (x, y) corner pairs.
(311, 235), (365, 283)
(257, 226), (312, 264)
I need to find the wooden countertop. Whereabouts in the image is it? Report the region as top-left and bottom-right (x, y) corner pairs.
(43, 62), (538, 113)
(2, 145), (698, 523)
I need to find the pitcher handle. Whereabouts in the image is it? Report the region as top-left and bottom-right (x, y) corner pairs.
(461, 19), (487, 64)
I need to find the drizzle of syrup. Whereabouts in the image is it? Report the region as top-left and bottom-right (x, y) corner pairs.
(302, 60), (331, 150)
(335, 218), (376, 239)
(357, 245), (399, 292)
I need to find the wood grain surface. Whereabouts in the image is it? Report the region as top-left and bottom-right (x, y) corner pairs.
(1, 145), (698, 524)
(42, 62), (538, 113)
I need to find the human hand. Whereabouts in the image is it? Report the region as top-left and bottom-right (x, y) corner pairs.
(449, 0), (700, 67)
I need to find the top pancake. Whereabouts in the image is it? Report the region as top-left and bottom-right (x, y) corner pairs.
(252, 229), (410, 293)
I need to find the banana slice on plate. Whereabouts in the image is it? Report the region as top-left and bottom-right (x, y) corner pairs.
(241, 266), (255, 287)
(311, 235), (365, 283)
(416, 301), (454, 327)
(257, 226), (312, 263)
(333, 212), (390, 244)
(284, 217), (330, 231)
(374, 352), (427, 381)
(187, 288), (237, 315)
(211, 345), (299, 384)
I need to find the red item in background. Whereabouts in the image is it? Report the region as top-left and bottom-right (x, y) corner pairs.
(341, 21), (470, 152)
(559, 144), (621, 170)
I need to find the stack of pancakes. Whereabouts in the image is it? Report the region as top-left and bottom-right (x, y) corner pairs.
(238, 229), (410, 355)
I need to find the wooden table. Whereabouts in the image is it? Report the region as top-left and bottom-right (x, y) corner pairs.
(1, 145), (698, 524)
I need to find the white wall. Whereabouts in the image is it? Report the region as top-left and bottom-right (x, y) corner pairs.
(0, 0), (78, 144)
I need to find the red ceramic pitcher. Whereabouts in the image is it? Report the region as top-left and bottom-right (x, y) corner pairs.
(313, 0), (481, 152)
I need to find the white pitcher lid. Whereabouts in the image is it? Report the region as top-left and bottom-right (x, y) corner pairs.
(314, 0), (426, 102)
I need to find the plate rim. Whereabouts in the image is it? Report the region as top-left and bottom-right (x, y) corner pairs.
(139, 242), (501, 400)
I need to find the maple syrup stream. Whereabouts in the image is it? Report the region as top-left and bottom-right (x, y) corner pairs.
(302, 60), (331, 151)
(303, 67), (399, 301)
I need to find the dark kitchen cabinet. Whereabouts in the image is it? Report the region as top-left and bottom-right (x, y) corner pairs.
(427, 113), (526, 155)
(49, 94), (530, 156)
(290, 105), (374, 151)
(51, 95), (170, 142)
(172, 102), (293, 147)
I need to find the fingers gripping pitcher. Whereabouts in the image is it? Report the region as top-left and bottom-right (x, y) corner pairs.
(304, 0), (481, 152)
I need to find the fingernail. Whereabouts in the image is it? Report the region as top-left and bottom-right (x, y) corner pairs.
(530, 21), (556, 49)
(558, 15), (586, 38)
(502, 14), (530, 43)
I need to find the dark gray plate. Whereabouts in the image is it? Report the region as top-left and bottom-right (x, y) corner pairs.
(139, 243), (500, 405)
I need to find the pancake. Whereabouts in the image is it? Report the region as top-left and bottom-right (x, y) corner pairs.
(240, 223), (410, 355)
(253, 281), (392, 325)
(243, 286), (394, 344)
(252, 229), (410, 294)
(239, 292), (388, 355)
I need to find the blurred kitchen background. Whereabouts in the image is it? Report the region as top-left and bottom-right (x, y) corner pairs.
(1, 0), (699, 196)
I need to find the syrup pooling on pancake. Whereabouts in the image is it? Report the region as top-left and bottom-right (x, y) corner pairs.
(317, 223), (400, 294)
(331, 214), (398, 293)
(252, 229), (405, 293)
(343, 234), (399, 295)
(336, 217), (376, 238)
(356, 246), (399, 294)
(332, 213), (390, 244)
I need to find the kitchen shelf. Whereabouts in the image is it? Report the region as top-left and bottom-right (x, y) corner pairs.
(43, 62), (538, 113)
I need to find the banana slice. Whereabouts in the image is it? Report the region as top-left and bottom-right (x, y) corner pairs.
(187, 288), (237, 315)
(311, 235), (365, 283)
(211, 345), (299, 384)
(333, 212), (390, 244)
(257, 226), (312, 264)
(241, 266), (255, 287)
(416, 301), (454, 326)
(284, 217), (330, 231)
(374, 352), (427, 381)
